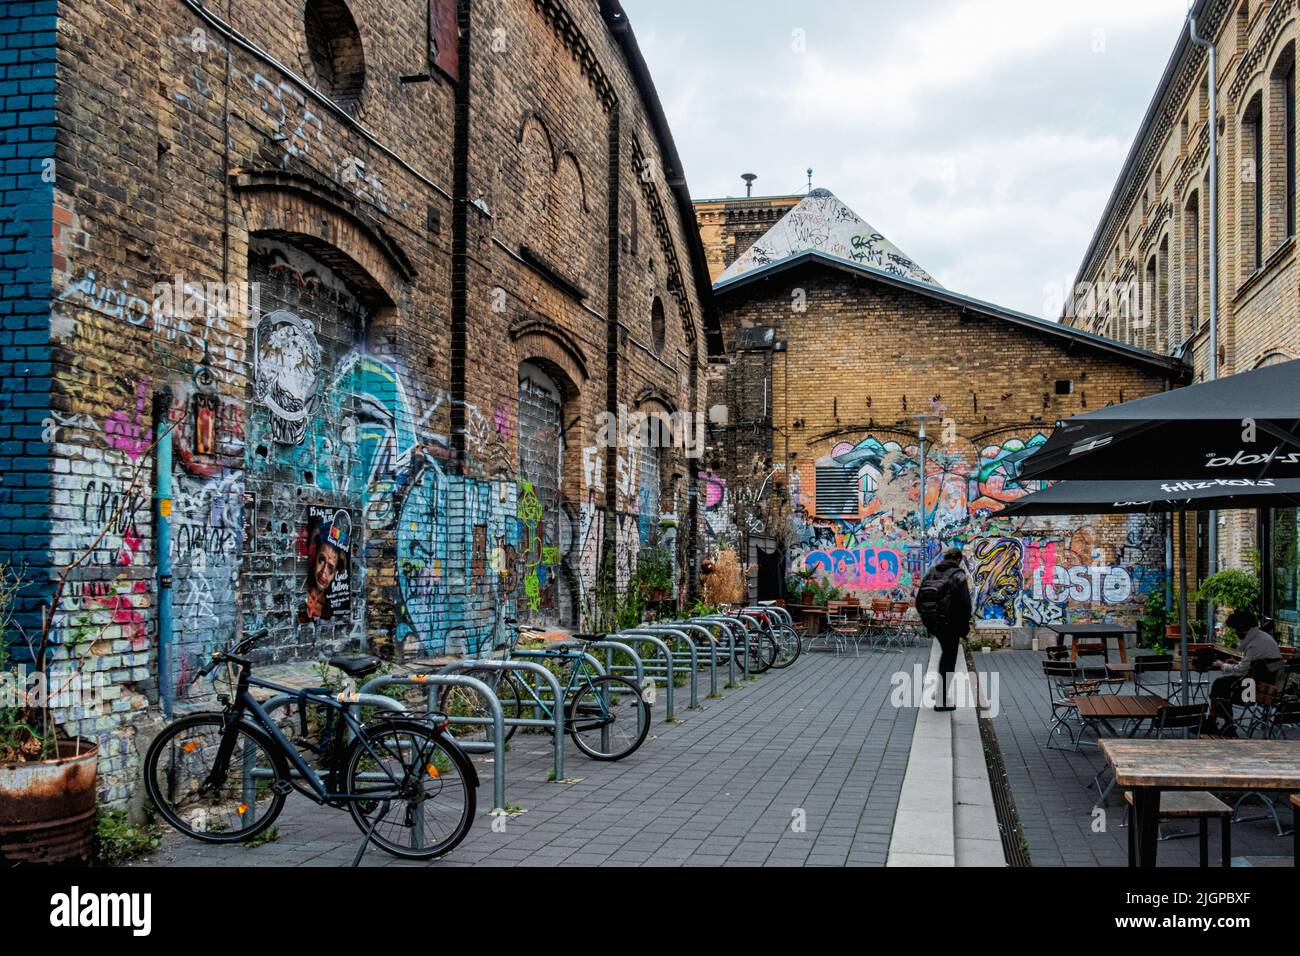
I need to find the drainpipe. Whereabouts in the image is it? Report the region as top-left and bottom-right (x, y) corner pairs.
(1189, 12), (1218, 637)
(153, 392), (175, 718)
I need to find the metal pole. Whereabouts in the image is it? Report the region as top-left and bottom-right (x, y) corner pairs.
(1178, 508), (1191, 708)
(1189, 13), (1218, 640)
(918, 424), (928, 568)
(153, 394), (174, 718)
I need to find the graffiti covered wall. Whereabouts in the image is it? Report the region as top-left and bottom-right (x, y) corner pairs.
(791, 432), (1165, 625)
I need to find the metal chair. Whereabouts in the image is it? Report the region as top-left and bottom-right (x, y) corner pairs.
(1132, 654), (1172, 699)
(1042, 660), (1100, 752)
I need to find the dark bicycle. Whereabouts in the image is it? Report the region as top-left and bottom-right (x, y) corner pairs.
(144, 634), (477, 862)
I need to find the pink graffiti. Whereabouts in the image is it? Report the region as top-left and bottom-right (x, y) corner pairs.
(702, 472), (725, 509)
(97, 579), (149, 650)
(805, 547), (901, 589)
(493, 396), (513, 439)
(104, 379), (153, 462)
(1024, 541), (1057, 583)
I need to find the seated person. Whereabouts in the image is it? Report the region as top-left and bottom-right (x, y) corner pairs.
(1203, 610), (1285, 737)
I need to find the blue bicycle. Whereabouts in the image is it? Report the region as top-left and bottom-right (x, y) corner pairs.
(440, 622), (651, 760)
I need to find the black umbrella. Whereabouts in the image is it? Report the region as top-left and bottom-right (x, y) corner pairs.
(996, 477), (1300, 516)
(1017, 359), (1300, 481)
(994, 477), (1300, 705)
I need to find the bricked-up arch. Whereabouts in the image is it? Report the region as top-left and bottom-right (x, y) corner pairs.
(232, 173), (411, 308)
(304, 0), (366, 113)
(509, 317), (590, 389)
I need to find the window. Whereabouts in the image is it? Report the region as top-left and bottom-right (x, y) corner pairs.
(1285, 55), (1296, 238)
(305, 0), (366, 112)
(1158, 235), (1170, 352)
(1054, 379), (1073, 396)
(1243, 93), (1264, 272)
(1184, 191), (1200, 334)
(650, 295), (665, 353)
(1144, 256), (1156, 349)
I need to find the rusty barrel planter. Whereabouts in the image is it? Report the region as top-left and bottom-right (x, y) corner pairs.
(0, 739), (98, 864)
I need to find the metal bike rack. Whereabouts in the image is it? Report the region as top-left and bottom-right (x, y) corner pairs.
(686, 617), (738, 687)
(668, 621), (725, 697)
(426, 659), (567, 784)
(608, 632), (675, 721)
(588, 639), (648, 742)
(699, 615), (753, 680)
(357, 673), (507, 813)
(623, 626), (701, 709)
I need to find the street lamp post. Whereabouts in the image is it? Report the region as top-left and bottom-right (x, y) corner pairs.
(910, 413), (944, 570)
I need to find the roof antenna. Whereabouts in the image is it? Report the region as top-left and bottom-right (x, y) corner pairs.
(806, 167), (813, 193)
(741, 172), (756, 197)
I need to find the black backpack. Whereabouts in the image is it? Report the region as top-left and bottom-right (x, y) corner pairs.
(915, 564), (958, 633)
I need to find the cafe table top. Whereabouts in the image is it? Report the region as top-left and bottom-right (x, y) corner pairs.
(1072, 694), (1165, 721)
(1098, 738), (1300, 790)
(1044, 623), (1137, 635)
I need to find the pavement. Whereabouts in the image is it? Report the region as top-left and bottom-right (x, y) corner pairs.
(136, 644), (933, 867)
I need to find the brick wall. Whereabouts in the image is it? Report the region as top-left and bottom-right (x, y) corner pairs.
(0, 1), (57, 632)
(8, 0), (711, 807)
(705, 266), (1177, 628)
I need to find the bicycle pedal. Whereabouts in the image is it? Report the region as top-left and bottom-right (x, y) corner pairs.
(272, 780), (294, 796)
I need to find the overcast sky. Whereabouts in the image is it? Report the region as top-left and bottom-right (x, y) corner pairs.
(624, 0), (1193, 319)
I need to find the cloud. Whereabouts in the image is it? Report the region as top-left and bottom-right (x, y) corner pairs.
(625, 0), (1191, 318)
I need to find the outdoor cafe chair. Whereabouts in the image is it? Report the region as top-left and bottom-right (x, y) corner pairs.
(1042, 659), (1100, 752)
(1170, 642), (1215, 703)
(1229, 663), (1300, 836)
(1132, 654), (1173, 700)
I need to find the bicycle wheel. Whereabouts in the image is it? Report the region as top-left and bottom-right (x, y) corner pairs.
(770, 625), (802, 669)
(734, 632), (775, 673)
(144, 713), (287, 844)
(438, 669), (521, 743)
(566, 675), (651, 761)
(344, 719), (476, 860)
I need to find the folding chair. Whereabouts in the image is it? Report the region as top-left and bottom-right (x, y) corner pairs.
(1042, 660), (1100, 752)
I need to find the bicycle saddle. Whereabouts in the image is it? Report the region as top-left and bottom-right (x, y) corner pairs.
(327, 654), (382, 678)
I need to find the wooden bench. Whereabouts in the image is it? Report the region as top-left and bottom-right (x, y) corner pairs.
(1124, 790), (1231, 867)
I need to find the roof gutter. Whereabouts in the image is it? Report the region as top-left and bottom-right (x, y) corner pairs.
(600, 0), (722, 357)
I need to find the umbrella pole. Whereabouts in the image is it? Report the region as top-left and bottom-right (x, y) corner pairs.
(1178, 507), (1191, 709)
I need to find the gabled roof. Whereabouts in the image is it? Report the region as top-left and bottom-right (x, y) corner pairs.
(713, 248), (1187, 377)
(716, 187), (937, 286)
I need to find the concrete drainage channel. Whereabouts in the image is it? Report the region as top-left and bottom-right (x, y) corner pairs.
(965, 649), (1031, 867)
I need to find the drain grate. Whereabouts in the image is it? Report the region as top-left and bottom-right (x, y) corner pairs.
(967, 649), (1031, 867)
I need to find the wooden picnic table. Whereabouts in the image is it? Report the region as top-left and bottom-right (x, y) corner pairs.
(1045, 623), (1133, 663)
(1099, 739), (1300, 867)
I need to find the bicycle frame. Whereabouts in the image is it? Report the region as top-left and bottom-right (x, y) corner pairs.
(508, 647), (614, 725)
(211, 667), (427, 809)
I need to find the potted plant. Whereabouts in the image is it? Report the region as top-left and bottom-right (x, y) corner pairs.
(1, 566), (100, 865)
(1196, 568), (1261, 645)
(792, 566), (816, 605)
(1, 425), (164, 864)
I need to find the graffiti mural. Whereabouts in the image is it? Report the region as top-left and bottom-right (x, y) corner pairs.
(253, 309), (322, 446)
(791, 431), (1162, 625)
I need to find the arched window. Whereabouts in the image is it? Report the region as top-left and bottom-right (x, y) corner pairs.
(1242, 92), (1264, 272)
(650, 296), (666, 353)
(1157, 235), (1170, 352)
(1270, 43), (1296, 242)
(517, 362), (567, 626)
(1183, 190), (1200, 336)
(1144, 256), (1157, 349)
(305, 0), (366, 112)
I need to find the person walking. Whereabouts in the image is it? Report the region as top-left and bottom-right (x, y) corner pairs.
(915, 546), (973, 711)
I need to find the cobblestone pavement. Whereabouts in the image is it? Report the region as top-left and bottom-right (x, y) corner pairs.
(971, 649), (1295, 867)
(137, 646), (927, 867)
